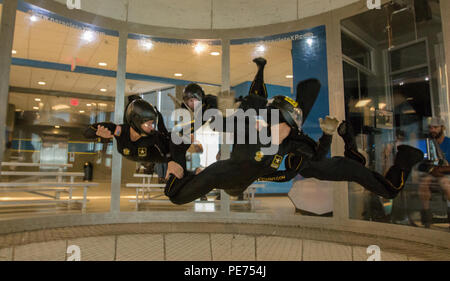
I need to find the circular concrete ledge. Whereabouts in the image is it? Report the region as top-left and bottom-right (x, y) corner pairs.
(0, 214), (449, 261)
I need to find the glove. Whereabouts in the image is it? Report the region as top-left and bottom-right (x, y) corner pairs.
(319, 116), (339, 135)
(83, 122), (117, 140)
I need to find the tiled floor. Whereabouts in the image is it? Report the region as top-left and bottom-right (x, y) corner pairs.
(1, 228), (445, 261)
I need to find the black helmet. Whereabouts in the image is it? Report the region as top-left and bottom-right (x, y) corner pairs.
(268, 95), (303, 130)
(183, 83), (205, 102)
(125, 99), (158, 136)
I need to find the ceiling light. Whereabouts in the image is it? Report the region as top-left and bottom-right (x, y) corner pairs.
(194, 43), (207, 54)
(33, 106), (39, 110)
(39, 103), (44, 107)
(256, 45), (266, 53)
(35, 98), (41, 102)
(87, 104), (92, 107)
(355, 99), (372, 108)
(79, 110), (85, 113)
(210, 52), (220, 56)
(30, 15), (39, 22)
(285, 75), (293, 79)
(174, 73), (183, 77)
(425, 77), (430, 81)
(399, 82), (404, 86)
(100, 88), (107, 92)
(15, 109), (22, 112)
(55, 126), (60, 129)
(38, 81), (46, 85)
(306, 38), (314, 46)
(52, 104), (70, 111)
(98, 62), (107, 67)
(12, 50), (17, 55)
(82, 31), (95, 43)
(98, 103), (107, 107)
(378, 103), (386, 110)
(140, 39), (153, 51)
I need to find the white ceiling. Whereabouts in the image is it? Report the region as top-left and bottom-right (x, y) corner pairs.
(7, 8), (294, 112)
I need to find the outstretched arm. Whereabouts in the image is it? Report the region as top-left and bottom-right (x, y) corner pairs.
(83, 122), (119, 141)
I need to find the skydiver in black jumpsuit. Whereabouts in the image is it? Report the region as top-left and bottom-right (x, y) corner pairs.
(167, 57), (269, 175)
(258, 118), (424, 200)
(83, 98), (186, 173)
(164, 53), (424, 205)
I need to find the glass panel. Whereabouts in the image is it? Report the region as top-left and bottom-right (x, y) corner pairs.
(230, 26), (331, 217)
(341, 31), (372, 69)
(390, 42), (427, 72)
(2, 4), (117, 217)
(124, 36), (221, 212)
(342, 0), (449, 232)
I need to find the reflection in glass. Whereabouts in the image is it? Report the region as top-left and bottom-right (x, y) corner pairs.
(342, 0), (449, 231)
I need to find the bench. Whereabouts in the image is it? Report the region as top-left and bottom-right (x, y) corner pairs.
(0, 182), (98, 213)
(127, 173), (265, 210)
(0, 163), (97, 213)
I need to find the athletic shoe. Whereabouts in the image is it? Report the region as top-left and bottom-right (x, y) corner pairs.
(253, 57), (267, 68)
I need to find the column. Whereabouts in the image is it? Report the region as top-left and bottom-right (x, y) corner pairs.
(110, 29), (127, 213)
(0, 0), (18, 164)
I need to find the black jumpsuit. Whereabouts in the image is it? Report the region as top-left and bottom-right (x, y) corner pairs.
(83, 110), (186, 168)
(165, 95), (330, 205)
(259, 135), (408, 199)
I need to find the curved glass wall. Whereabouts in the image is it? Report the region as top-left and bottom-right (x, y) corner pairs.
(1, 2), (118, 216)
(0, 0), (448, 238)
(342, 0), (449, 231)
(123, 36), (221, 212)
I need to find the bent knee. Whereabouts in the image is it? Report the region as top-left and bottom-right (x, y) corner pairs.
(169, 196), (188, 205)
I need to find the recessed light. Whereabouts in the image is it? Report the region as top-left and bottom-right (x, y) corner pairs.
(35, 98), (41, 102)
(55, 125), (60, 129)
(98, 103), (107, 107)
(256, 45), (266, 52)
(425, 77), (430, 81)
(100, 89), (107, 92)
(194, 43), (207, 54)
(12, 50), (17, 55)
(82, 31), (95, 42)
(38, 81), (46, 85)
(87, 104), (92, 107)
(355, 99), (372, 108)
(174, 73), (183, 77)
(39, 103), (44, 107)
(79, 110), (85, 113)
(285, 75), (293, 79)
(140, 39), (153, 51)
(30, 15), (39, 22)
(210, 52), (220, 56)
(98, 62), (107, 67)
(33, 106), (39, 110)
(15, 109), (22, 112)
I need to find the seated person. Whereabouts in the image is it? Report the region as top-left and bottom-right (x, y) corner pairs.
(418, 117), (450, 229)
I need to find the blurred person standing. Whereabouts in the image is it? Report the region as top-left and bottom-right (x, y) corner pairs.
(418, 117), (450, 229)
